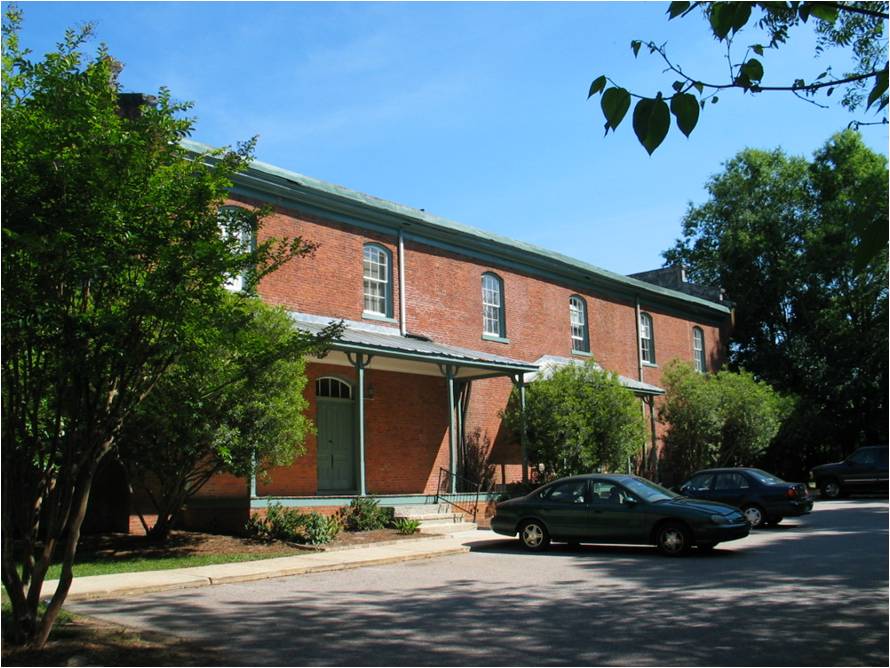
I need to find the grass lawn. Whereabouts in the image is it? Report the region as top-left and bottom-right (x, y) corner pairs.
(42, 549), (297, 579)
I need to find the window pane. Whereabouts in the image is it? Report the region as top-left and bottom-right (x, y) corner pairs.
(640, 313), (654, 363)
(482, 274), (503, 336)
(363, 245), (390, 315)
(570, 297), (588, 352)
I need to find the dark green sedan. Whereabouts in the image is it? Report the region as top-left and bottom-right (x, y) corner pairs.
(491, 474), (750, 555)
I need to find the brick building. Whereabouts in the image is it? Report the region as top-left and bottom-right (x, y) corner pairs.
(139, 141), (733, 533)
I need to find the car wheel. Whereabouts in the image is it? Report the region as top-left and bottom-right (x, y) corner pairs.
(519, 520), (550, 551)
(742, 504), (766, 528)
(656, 522), (690, 556)
(764, 516), (783, 526)
(820, 479), (842, 499)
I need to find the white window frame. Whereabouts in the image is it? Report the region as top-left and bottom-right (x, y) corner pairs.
(218, 206), (253, 293)
(363, 243), (392, 318)
(569, 295), (589, 353)
(481, 273), (505, 337)
(640, 312), (655, 364)
(693, 326), (706, 372)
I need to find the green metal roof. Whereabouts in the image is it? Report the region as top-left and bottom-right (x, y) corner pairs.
(182, 139), (731, 317)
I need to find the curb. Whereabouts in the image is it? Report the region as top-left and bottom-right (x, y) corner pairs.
(48, 543), (470, 603)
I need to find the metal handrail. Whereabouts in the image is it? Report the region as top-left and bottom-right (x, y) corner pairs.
(435, 467), (487, 522)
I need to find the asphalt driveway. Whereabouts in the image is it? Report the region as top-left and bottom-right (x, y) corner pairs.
(70, 499), (888, 666)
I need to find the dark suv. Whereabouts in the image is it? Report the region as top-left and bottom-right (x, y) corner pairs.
(810, 446), (889, 499)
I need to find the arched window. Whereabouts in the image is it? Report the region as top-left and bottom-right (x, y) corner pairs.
(218, 205), (254, 292)
(315, 377), (353, 400)
(481, 272), (506, 338)
(569, 295), (589, 353)
(363, 243), (392, 318)
(640, 312), (655, 364)
(693, 326), (706, 372)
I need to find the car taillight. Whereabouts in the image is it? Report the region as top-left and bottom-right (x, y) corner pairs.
(787, 487), (798, 498)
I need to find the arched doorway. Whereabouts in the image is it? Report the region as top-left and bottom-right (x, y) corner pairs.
(315, 377), (356, 492)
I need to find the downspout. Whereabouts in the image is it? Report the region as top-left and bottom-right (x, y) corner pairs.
(634, 296), (643, 381)
(398, 228), (407, 336)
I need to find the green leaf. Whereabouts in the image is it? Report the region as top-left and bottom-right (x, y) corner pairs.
(667, 1), (690, 19)
(741, 58), (764, 83)
(672, 80), (684, 93)
(631, 40), (642, 58)
(693, 81), (704, 94)
(752, 44), (764, 56)
(808, 3), (839, 22)
(632, 96), (670, 155)
(711, 96), (719, 104)
(601, 87), (631, 133)
(670, 93), (700, 138)
(709, 3), (733, 40)
(729, 2), (752, 34)
(866, 66), (888, 110)
(588, 75), (607, 99)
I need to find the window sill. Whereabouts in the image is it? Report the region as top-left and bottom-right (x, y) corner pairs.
(571, 349), (592, 358)
(362, 312), (397, 324)
(482, 334), (510, 344)
(642, 361), (659, 368)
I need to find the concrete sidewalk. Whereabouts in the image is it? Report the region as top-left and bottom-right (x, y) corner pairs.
(42, 529), (505, 603)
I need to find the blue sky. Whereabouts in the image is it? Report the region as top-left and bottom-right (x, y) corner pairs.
(12, 1), (889, 274)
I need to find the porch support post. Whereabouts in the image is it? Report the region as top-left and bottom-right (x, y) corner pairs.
(438, 363), (459, 494)
(511, 374), (529, 485)
(648, 395), (659, 480)
(249, 449), (257, 498)
(347, 352), (374, 496)
(519, 376), (528, 485)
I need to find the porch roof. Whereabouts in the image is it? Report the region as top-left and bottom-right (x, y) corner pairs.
(290, 312), (538, 380)
(524, 355), (665, 396)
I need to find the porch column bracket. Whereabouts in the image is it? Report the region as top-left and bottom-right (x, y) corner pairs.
(346, 352), (374, 368)
(348, 352), (373, 497)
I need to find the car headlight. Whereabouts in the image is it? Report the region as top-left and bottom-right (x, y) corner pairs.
(709, 514), (729, 525)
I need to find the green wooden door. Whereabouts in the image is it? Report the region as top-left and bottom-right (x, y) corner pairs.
(317, 399), (356, 492)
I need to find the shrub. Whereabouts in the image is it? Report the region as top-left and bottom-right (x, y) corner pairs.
(393, 518), (421, 535)
(303, 512), (341, 545)
(245, 502), (306, 542)
(337, 497), (393, 531)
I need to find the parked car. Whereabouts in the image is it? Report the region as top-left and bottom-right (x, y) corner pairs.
(810, 445), (889, 499)
(678, 468), (813, 528)
(490, 473), (749, 556)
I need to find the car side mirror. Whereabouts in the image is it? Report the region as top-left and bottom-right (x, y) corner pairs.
(679, 485), (689, 495)
(623, 497), (638, 506)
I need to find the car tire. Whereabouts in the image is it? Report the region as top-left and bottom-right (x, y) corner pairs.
(742, 504), (766, 528)
(764, 516), (783, 526)
(656, 522), (691, 556)
(697, 542), (717, 552)
(820, 479), (843, 499)
(519, 520), (550, 551)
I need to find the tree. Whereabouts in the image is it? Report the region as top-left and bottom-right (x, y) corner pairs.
(117, 295), (334, 541)
(588, 2), (888, 155)
(663, 130), (888, 478)
(1, 12), (322, 646)
(658, 361), (790, 484)
(587, 1), (888, 263)
(501, 362), (646, 479)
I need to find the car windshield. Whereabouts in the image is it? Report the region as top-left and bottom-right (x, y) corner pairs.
(621, 477), (677, 503)
(746, 469), (785, 485)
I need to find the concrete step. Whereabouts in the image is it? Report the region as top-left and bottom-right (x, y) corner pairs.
(408, 514), (465, 525)
(419, 521), (478, 535)
(385, 504), (455, 518)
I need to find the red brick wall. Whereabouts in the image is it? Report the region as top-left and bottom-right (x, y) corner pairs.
(200, 195), (731, 503)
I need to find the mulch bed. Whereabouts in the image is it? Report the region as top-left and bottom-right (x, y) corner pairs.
(72, 527), (436, 561)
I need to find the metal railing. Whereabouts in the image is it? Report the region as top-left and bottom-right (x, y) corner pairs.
(435, 467), (487, 522)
